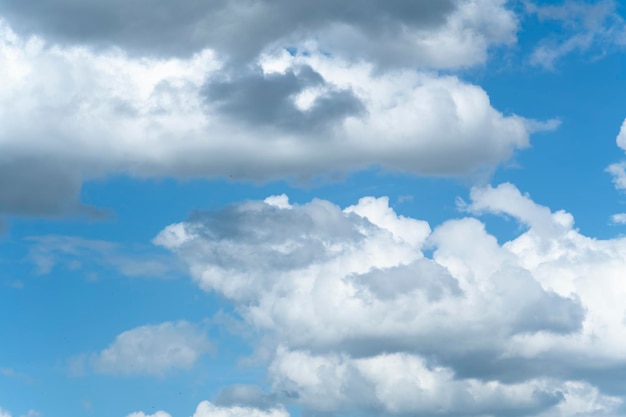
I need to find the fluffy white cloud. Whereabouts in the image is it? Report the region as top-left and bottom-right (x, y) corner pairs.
(157, 183), (626, 416)
(84, 321), (212, 376)
(0, 407), (10, 417)
(270, 349), (621, 416)
(0, 0), (554, 217)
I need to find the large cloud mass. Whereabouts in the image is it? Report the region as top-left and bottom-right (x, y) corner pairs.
(155, 183), (626, 416)
(0, 0), (514, 66)
(0, 0), (555, 217)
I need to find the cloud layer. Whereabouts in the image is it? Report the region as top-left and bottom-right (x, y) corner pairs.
(155, 184), (626, 416)
(0, 0), (514, 66)
(0, 1), (554, 217)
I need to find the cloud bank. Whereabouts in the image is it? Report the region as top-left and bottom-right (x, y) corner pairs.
(153, 183), (626, 416)
(0, 0), (555, 217)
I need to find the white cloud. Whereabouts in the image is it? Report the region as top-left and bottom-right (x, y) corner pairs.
(611, 213), (626, 224)
(270, 349), (620, 416)
(127, 412), (172, 417)
(0, 6), (551, 217)
(85, 321), (212, 376)
(606, 162), (626, 190)
(0, 407), (11, 417)
(128, 402), (288, 417)
(156, 183), (626, 416)
(192, 402), (288, 417)
(617, 118), (626, 150)
(607, 118), (626, 191)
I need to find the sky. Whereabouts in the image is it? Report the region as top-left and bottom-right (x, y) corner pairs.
(3, 0), (626, 416)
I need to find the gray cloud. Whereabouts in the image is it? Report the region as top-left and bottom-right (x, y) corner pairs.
(215, 385), (279, 410)
(0, 156), (92, 216)
(0, 0), (456, 61)
(352, 259), (461, 301)
(204, 66), (364, 132)
(0, 1), (541, 218)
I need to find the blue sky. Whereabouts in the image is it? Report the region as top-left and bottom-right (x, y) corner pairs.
(3, 1), (626, 417)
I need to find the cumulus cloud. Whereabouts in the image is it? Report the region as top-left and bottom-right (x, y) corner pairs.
(0, 1), (554, 218)
(155, 184), (626, 416)
(77, 321), (212, 376)
(527, 0), (626, 68)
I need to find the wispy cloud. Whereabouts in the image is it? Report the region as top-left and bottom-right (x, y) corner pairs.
(526, 0), (626, 68)
(26, 235), (181, 280)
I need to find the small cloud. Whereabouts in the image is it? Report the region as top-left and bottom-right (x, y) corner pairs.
(72, 321), (212, 377)
(606, 162), (626, 190)
(126, 412), (172, 417)
(611, 213), (626, 224)
(524, 117), (562, 133)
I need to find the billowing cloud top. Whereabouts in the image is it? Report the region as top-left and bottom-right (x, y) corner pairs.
(153, 183), (626, 416)
(0, 0), (556, 217)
